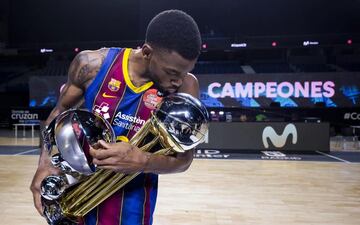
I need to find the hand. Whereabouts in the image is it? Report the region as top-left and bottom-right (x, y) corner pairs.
(90, 140), (149, 174)
(30, 157), (60, 216)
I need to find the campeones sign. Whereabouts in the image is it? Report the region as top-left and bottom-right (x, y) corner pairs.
(208, 81), (335, 99)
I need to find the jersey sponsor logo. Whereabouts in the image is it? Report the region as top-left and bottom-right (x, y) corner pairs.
(143, 89), (162, 110)
(113, 112), (146, 133)
(262, 123), (298, 148)
(102, 92), (117, 99)
(93, 102), (110, 120)
(108, 78), (121, 92)
(113, 111), (145, 125)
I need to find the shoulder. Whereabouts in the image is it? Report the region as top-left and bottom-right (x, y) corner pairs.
(69, 48), (110, 88)
(183, 73), (199, 88)
(185, 72), (198, 82)
(75, 48), (110, 67)
(178, 72), (200, 98)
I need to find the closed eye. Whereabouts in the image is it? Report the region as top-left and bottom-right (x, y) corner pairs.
(165, 69), (178, 75)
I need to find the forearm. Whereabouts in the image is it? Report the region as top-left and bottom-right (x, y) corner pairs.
(143, 150), (194, 174)
(37, 49), (94, 165)
(90, 132), (196, 174)
(38, 105), (68, 166)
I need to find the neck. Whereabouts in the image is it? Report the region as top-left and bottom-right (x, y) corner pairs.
(128, 49), (151, 87)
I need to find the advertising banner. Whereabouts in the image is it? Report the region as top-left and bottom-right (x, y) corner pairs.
(198, 72), (360, 108)
(198, 122), (330, 152)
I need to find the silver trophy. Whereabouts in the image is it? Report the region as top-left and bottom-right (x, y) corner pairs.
(41, 93), (209, 225)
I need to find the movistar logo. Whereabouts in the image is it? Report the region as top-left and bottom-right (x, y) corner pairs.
(262, 124), (298, 148)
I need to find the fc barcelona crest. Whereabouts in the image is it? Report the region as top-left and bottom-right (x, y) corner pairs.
(108, 78), (121, 92)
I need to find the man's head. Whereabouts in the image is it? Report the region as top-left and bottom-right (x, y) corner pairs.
(145, 9), (201, 61)
(142, 10), (201, 95)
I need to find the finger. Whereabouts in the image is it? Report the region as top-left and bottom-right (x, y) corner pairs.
(49, 166), (61, 175)
(98, 140), (111, 149)
(89, 146), (98, 157)
(97, 165), (125, 172)
(89, 147), (107, 159)
(97, 165), (115, 170)
(89, 147), (95, 157)
(90, 147), (117, 160)
(93, 157), (119, 166)
(91, 142), (102, 149)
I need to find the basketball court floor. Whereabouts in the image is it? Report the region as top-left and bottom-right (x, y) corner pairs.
(0, 129), (359, 225)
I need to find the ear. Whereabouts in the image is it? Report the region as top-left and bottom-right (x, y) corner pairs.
(142, 44), (153, 60)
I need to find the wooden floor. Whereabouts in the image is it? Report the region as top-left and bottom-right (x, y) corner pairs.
(0, 135), (40, 146)
(0, 155), (360, 225)
(0, 128), (40, 146)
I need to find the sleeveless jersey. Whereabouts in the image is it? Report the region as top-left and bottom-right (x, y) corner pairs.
(81, 48), (162, 225)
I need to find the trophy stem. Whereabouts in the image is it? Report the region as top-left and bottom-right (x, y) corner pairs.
(65, 170), (112, 200)
(71, 148), (172, 216)
(64, 170), (114, 209)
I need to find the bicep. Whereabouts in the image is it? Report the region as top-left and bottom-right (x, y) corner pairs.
(58, 49), (104, 109)
(178, 73), (200, 98)
(57, 82), (84, 110)
(176, 74), (199, 165)
(174, 148), (194, 171)
(45, 51), (93, 124)
(44, 82), (84, 125)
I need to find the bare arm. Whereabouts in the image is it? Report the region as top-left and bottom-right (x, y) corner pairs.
(144, 73), (200, 173)
(30, 49), (106, 215)
(38, 50), (105, 164)
(90, 73), (200, 174)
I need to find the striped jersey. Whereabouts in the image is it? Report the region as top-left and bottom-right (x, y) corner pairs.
(81, 47), (161, 225)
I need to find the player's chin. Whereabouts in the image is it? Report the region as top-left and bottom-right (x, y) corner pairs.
(160, 89), (177, 97)
(166, 88), (177, 94)
(157, 86), (177, 96)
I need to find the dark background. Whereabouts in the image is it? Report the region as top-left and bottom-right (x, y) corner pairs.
(0, 0), (360, 129)
(2, 0), (360, 46)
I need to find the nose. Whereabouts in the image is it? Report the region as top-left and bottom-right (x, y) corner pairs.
(171, 78), (183, 88)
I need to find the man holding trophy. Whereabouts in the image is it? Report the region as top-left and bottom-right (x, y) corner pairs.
(30, 10), (209, 225)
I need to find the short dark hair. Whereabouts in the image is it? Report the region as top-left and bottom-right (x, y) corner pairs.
(145, 9), (201, 60)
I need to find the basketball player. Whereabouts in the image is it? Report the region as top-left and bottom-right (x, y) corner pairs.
(30, 10), (202, 225)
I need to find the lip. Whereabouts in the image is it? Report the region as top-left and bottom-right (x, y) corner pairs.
(166, 88), (177, 94)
